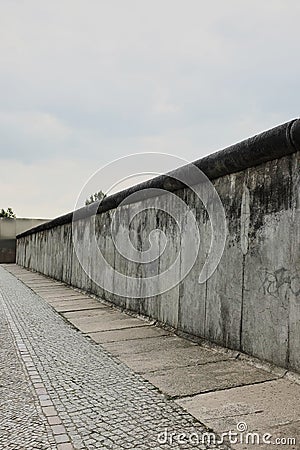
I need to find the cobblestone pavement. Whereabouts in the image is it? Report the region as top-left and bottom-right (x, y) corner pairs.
(0, 300), (55, 449)
(0, 266), (229, 450)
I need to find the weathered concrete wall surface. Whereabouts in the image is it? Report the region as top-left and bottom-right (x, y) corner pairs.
(0, 218), (50, 263)
(16, 120), (300, 372)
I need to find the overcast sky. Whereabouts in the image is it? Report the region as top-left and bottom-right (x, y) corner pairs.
(1, 0), (299, 218)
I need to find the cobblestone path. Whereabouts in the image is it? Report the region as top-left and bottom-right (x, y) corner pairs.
(0, 298), (55, 449)
(0, 266), (228, 450)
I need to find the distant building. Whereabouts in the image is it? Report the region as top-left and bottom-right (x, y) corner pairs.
(0, 218), (50, 263)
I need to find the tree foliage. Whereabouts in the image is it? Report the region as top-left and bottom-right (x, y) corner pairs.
(85, 190), (106, 206)
(0, 207), (16, 218)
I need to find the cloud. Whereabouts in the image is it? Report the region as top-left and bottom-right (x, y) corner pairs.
(0, 157), (95, 218)
(0, 0), (299, 216)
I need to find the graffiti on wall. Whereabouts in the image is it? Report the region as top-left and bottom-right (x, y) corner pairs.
(261, 267), (300, 298)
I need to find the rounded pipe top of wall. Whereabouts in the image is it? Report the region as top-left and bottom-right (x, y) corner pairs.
(290, 117), (300, 149)
(17, 118), (300, 239)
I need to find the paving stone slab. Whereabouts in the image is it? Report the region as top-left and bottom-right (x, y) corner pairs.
(176, 379), (300, 449)
(29, 284), (65, 289)
(35, 290), (80, 297)
(47, 295), (94, 304)
(118, 346), (230, 373)
(66, 315), (147, 333)
(54, 302), (108, 313)
(21, 279), (59, 284)
(87, 325), (171, 343)
(143, 359), (277, 397)
(102, 335), (199, 355)
(63, 308), (117, 319)
(27, 282), (65, 287)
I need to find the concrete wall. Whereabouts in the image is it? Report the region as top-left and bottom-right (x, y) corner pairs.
(0, 218), (50, 263)
(16, 119), (300, 373)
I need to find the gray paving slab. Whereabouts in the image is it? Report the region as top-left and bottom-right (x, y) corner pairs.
(55, 303), (107, 313)
(48, 296), (94, 304)
(117, 346), (230, 373)
(66, 315), (147, 333)
(143, 360), (277, 397)
(30, 284), (71, 289)
(20, 277), (53, 281)
(32, 287), (75, 292)
(102, 335), (200, 355)
(176, 379), (300, 449)
(27, 282), (65, 287)
(35, 290), (80, 297)
(62, 308), (118, 319)
(20, 278), (59, 283)
(87, 325), (171, 343)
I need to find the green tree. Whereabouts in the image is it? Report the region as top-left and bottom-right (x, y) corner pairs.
(0, 207), (16, 218)
(85, 190), (106, 206)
